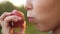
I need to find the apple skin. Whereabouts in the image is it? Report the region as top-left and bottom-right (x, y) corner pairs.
(11, 10), (25, 28)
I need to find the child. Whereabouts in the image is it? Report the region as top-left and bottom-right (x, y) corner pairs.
(0, 0), (60, 34)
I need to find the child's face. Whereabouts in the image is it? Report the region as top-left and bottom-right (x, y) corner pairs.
(25, 0), (60, 32)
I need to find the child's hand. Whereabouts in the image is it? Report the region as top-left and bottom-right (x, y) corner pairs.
(0, 12), (26, 34)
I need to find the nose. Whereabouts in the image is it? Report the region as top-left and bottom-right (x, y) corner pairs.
(24, 0), (33, 10)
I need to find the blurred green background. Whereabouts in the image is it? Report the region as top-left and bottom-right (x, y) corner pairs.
(0, 1), (49, 34)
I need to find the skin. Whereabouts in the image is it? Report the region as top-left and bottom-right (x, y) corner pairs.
(25, 0), (60, 34)
(0, 0), (60, 34)
(0, 12), (26, 34)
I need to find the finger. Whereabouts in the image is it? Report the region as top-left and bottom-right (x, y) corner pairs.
(0, 12), (12, 20)
(4, 16), (26, 34)
(1, 21), (9, 28)
(4, 16), (22, 23)
(1, 22), (13, 34)
(10, 15), (22, 22)
(21, 21), (26, 30)
(19, 21), (26, 34)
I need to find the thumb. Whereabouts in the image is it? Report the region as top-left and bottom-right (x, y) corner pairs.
(13, 21), (26, 34)
(19, 21), (26, 34)
(1, 21), (12, 34)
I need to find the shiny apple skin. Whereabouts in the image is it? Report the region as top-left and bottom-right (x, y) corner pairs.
(11, 10), (24, 28)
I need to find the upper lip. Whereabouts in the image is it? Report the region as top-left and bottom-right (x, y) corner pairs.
(28, 17), (34, 19)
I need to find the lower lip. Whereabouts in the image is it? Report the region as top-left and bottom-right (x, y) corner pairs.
(28, 17), (34, 22)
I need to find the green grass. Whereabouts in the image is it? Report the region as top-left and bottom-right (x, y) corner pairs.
(0, 22), (49, 34)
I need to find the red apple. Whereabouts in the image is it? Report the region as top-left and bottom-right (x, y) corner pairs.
(11, 10), (25, 28)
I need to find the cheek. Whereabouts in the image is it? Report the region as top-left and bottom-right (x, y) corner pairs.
(33, 0), (58, 14)
(33, 12), (59, 30)
(27, 11), (59, 32)
(27, 10), (38, 17)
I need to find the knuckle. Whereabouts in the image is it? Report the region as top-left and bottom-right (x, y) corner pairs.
(4, 17), (11, 20)
(1, 12), (7, 15)
(4, 17), (9, 21)
(3, 12), (11, 16)
(18, 17), (22, 19)
(11, 16), (18, 19)
(5, 17), (9, 19)
(1, 12), (8, 16)
(4, 12), (8, 13)
(3, 12), (8, 15)
(0, 12), (9, 20)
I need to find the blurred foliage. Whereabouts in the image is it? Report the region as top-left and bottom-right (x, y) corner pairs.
(0, 1), (48, 34)
(17, 5), (27, 21)
(0, 1), (28, 21)
(0, 1), (18, 15)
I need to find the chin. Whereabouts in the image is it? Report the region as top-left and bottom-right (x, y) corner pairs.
(39, 29), (50, 32)
(34, 24), (50, 32)
(36, 26), (50, 32)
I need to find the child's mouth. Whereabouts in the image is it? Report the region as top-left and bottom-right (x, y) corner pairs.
(28, 17), (34, 22)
